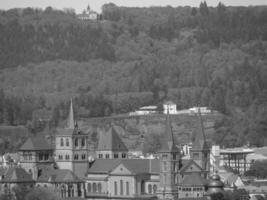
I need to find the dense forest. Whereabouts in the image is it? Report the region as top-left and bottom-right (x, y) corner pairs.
(0, 2), (267, 147)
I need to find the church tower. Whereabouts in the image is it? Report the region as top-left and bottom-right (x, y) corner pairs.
(190, 110), (210, 177)
(55, 99), (89, 178)
(157, 112), (180, 200)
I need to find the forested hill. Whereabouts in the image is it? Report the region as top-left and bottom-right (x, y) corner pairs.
(0, 2), (267, 147)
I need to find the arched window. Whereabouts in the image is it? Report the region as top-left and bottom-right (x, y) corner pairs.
(65, 155), (69, 160)
(153, 185), (157, 194)
(114, 181), (117, 195)
(81, 138), (85, 147)
(87, 183), (91, 192)
(66, 139), (69, 146)
(148, 184), (152, 194)
(75, 138), (78, 147)
(97, 183), (102, 193)
(120, 180), (123, 195)
(92, 183), (97, 193)
(126, 182), (129, 195)
(60, 138), (64, 146)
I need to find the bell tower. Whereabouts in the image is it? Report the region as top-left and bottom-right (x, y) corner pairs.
(157, 112), (180, 200)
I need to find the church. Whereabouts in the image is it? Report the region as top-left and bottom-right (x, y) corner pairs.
(0, 100), (224, 199)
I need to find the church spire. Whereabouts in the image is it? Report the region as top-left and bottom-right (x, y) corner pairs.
(68, 98), (75, 129)
(192, 108), (208, 151)
(160, 110), (179, 153)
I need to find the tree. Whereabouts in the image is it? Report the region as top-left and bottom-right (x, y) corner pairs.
(26, 188), (57, 200)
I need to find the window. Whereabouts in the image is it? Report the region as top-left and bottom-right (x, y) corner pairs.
(162, 154), (168, 159)
(60, 138), (64, 146)
(120, 180), (123, 195)
(66, 139), (69, 146)
(44, 153), (49, 160)
(75, 138), (78, 147)
(58, 155), (63, 160)
(148, 184), (152, 194)
(114, 181), (117, 195)
(126, 182), (129, 195)
(39, 153), (43, 161)
(74, 154), (79, 160)
(65, 155), (70, 160)
(105, 154), (110, 159)
(92, 183), (97, 193)
(114, 153), (119, 159)
(97, 183), (102, 193)
(122, 153), (127, 158)
(99, 154), (103, 159)
(87, 183), (91, 192)
(82, 154), (86, 160)
(29, 153), (32, 160)
(81, 138), (85, 147)
(153, 185), (157, 194)
(163, 161), (167, 171)
(173, 154), (176, 160)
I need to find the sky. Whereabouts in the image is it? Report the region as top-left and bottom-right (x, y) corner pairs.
(0, 0), (267, 13)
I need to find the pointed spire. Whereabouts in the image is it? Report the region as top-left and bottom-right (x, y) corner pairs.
(159, 110), (179, 153)
(68, 98), (75, 129)
(192, 108), (208, 150)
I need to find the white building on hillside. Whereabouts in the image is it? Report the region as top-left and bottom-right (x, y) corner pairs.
(163, 101), (177, 114)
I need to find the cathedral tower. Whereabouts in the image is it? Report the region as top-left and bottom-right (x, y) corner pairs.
(55, 99), (89, 178)
(157, 112), (180, 200)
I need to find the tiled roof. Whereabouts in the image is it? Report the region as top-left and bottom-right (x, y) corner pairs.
(2, 167), (34, 183)
(180, 159), (202, 173)
(38, 169), (81, 183)
(97, 126), (128, 151)
(20, 137), (52, 151)
(88, 159), (160, 175)
(180, 173), (208, 186)
(159, 113), (179, 153)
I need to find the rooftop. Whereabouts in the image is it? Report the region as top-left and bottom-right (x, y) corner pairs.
(19, 137), (52, 151)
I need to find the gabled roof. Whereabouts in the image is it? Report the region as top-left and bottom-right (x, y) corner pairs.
(88, 159), (160, 175)
(2, 167), (34, 183)
(191, 112), (209, 151)
(97, 126), (128, 151)
(20, 137), (52, 151)
(180, 173), (208, 186)
(180, 159), (203, 174)
(159, 112), (179, 153)
(38, 169), (81, 183)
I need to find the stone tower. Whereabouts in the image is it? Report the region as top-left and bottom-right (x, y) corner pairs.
(190, 110), (210, 177)
(55, 99), (89, 178)
(157, 112), (180, 200)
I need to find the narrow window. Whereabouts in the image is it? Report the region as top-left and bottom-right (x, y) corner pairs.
(148, 184), (152, 194)
(60, 138), (64, 146)
(126, 182), (129, 195)
(97, 183), (102, 193)
(120, 180), (123, 195)
(75, 138), (78, 147)
(87, 183), (91, 192)
(66, 139), (69, 146)
(81, 138), (85, 147)
(114, 181), (117, 195)
(153, 185), (157, 194)
(92, 183), (97, 192)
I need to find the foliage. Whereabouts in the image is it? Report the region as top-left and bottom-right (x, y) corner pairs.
(25, 188), (57, 200)
(244, 160), (267, 178)
(1, 3), (267, 148)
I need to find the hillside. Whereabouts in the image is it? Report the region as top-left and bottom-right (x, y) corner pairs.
(79, 113), (222, 153)
(0, 3), (267, 148)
